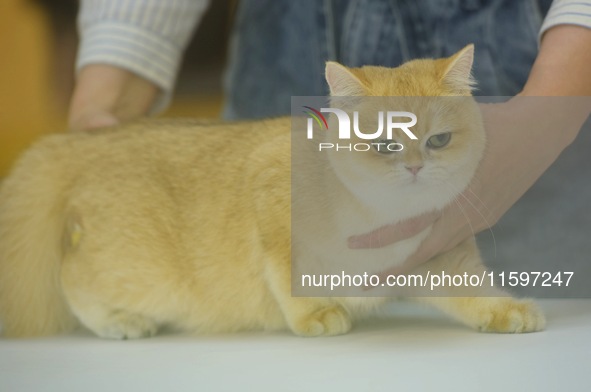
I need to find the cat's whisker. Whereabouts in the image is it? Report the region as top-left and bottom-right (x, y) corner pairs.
(463, 185), (495, 223)
(455, 191), (497, 260)
(442, 181), (497, 259)
(464, 175), (497, 218)
(453, 196), (477, 239)
(439, 183), (477, 240)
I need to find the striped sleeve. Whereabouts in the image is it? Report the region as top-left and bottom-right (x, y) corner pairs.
(77, 0), (210, 111)
(540, 0), (591, 37)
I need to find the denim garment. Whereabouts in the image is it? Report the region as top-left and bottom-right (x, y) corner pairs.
(223, 0), (547, 120)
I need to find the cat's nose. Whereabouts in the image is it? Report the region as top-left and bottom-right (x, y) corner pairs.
(405, 165), (423, 175)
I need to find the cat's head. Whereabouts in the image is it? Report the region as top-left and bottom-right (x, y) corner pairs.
(323, 45), (485, 214)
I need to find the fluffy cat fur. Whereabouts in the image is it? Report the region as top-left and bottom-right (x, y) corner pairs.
(0, 45), (544, 338)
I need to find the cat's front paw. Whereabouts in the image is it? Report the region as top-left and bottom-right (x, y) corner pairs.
(291, 305), (351, 337)
(475, 298), (545, 333)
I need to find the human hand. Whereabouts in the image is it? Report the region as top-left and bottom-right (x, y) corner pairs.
(68, 64), (159, 131)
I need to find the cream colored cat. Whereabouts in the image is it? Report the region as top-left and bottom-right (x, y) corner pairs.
(0, 45), (544, 338)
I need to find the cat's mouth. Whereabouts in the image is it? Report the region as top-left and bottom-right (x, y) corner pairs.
(406, 174), (421, 185)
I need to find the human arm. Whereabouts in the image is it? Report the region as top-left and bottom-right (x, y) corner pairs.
(68, 0), (209, 131)
(349, 21), (591, 271)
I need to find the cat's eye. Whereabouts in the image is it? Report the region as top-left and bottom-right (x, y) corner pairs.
(372, 139), (403, 154)
(426, 133), (451, 149)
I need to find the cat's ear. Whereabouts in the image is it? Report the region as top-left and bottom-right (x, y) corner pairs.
(325, 62), (367, 96)
(441, 44), (476, 93)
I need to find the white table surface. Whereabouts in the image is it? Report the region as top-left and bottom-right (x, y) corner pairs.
(1, 299), (590, 392)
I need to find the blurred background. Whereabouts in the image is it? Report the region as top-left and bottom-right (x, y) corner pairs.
(0, 0), (234, 177)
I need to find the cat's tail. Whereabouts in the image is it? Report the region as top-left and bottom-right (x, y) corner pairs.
(0, 140), (77, 337)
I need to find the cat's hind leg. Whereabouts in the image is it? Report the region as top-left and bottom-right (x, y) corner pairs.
(69, 303), (158, 340)
(61, 275), (160, 339)
(60, 248), (162, 339)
